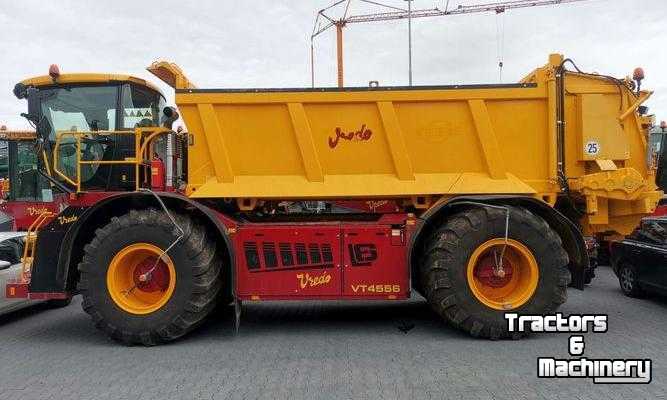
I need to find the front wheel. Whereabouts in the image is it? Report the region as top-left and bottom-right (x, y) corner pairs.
(420, 206), (571, 339)
(78, 209), (222, 345)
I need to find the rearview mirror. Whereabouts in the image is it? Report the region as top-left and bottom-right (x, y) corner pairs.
(0, 260), (11, 270)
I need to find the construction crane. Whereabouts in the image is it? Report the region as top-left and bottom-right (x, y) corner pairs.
(311, 0), (589, 87)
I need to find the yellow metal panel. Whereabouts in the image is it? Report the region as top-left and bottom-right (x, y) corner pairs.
(448, 173), (535, 195)
(394, 101), (486, 175)
(467, 99), (507, 179)
(304, 103), (395, 176)
(175, 86), (545, 106)
(172, 54), (661, 236)
(217, 104), (303, 177)
(196, 104), (234, 183)
(377, 102), (415, 180)
(188, 172), (537, 199)
(287, 103), (324, 182)
(578, 94), (628, 161)
(179, 104), (214, 188)
(486, 99), (549, 185)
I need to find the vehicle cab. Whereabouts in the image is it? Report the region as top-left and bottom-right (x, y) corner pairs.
(12, 67), (174, 193)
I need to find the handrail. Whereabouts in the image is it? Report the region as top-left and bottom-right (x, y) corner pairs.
(51, 127), (171, 193)
(139, 127), (171, 156)
(52, 132), (78, 186)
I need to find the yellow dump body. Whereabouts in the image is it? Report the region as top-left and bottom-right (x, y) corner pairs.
(173, 54), (661, 235)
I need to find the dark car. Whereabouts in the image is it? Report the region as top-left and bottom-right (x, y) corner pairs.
(611, 217), (667, 297)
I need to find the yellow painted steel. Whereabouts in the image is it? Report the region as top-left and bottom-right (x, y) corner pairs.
(466, 238), (539, 311)
(106, 243), (176, 315)
(21, 73), (163, 95)
(168, 54), (660, 236)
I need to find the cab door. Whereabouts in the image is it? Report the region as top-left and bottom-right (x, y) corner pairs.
(341, 223), (409, 299)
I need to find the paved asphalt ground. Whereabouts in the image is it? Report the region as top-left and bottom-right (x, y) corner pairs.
(1, 266), (666, 400)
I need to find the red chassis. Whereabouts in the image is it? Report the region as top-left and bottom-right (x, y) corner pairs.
(7, 192), (418, 302)
(0, 193), (69, 231)
(234, 213), (414, 301)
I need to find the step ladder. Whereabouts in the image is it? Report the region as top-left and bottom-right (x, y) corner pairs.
(5, 211), (54, 299)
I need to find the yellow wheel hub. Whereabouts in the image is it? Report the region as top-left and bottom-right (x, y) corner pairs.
(466, 238), (539, 310)
(106, 243), (176, 315)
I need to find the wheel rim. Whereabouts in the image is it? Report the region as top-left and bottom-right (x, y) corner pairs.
(106, 243), (176, 315)
(620, 267), (634, 292)
(466, 238), (539, 310)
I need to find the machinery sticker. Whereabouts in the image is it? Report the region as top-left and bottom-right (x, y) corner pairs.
(328, 124), (373, 148)
(506, 313), (652, 383)
(296, 271), (332, 289)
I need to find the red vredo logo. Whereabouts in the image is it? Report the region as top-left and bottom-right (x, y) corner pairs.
(328, 124), (373, 149)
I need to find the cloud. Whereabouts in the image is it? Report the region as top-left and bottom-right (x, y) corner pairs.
(1, 0), (666, 129)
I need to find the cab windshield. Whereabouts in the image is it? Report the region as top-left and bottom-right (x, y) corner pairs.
(37, 83), (165, 189)
(39, 84), (165, 139)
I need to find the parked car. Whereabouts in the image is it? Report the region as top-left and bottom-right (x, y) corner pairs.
(611, 217), (667, 297)
(0, 231), (71, 315)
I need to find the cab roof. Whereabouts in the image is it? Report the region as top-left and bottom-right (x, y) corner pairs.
(20, 73), (163, 96)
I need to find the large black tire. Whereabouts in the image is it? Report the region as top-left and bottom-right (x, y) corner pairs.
(420, 206), (571, 339)
(78, 208), (222, 345)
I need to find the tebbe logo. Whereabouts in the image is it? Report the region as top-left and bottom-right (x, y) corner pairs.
(328, 124), (372, 149)
(506, 313), (652, 384)
(296, 271), (332, 289)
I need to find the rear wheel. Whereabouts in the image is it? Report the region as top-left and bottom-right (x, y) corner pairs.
(78, 209), (222, 345)
(420, 206), (571, 339)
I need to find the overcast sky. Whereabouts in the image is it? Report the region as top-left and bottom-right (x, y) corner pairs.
(1, 0), (666, 129)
